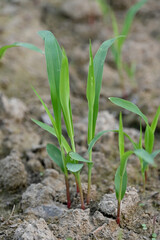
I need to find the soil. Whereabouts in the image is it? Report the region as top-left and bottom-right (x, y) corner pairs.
(0, 0), (160, 239)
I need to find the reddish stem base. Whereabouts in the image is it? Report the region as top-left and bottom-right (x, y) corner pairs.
(65, 176), (71, 209)
(116, 201), (121, 225)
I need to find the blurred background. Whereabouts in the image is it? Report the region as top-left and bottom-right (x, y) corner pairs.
(0, 0), (160, 124)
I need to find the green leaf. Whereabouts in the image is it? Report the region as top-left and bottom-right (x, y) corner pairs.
(115, 167), (128, 200)
(120, 151), (133, 176)
(109, 97), (148, 124)
(87, 41), (95, 108)
(88, 129), (118, 152)
(151, 106), (160, 133)
(0, 42), (44, 59)
(69, 152), (91, 163)
(87, 41), (95, 143)
(139, 121), (143, 148)
(123, 132), (137, 149)
(66, 163), (83, 173)
(38, 30), (62, 141)
(46, 143), (64, 172)
(119, 112), (124, 159)
(59, 49), (74, 141)
(118, 0), (148, 50)
(92, 38), (117, 136)
(31, 118), (56, 135)
(144, 125), (154, 153)
(32, 86), (57, 132)
(31, 118), (71, 153)
(134, 149), (155, 165)
(151, 149), (160, 159)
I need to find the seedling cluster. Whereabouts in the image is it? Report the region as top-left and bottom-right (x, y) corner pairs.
(97, 0), (148, 92)
(0, 28), (159, 225)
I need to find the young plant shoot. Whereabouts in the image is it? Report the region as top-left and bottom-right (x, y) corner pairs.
(109, 97), (160, 189)
(0, 31), (118, 208)
(86, 38), (117, 204)
(115, 112), (155, 224)
(88, 111), (154, 225)
(110, 0), (147, 92)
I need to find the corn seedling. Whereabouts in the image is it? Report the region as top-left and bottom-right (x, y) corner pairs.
(109, 97), (160, 189)
(86, 38), (118, 204)
(0, 31), (117, 208)
(110, 0), (147, 92)
(88, 111), (154, 225)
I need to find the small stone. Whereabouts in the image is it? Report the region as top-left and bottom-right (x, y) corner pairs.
(14, 218), (56, 240)
(21, 183), (55, 211)
(43, 169), (59, 179)
(61, 0), (102, 20)
(27, 159), (44, 173)
(25, 204), (65, 221)
(92, 211), (107, 226)
(0, 152), (27, 191)
(98, 193), (117, 218)
(98, 187), (140, 223)
(0, 94), (27, 122)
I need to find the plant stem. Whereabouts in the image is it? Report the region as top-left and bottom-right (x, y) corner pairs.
(65, 176), (71, 208)
(60, 144), (71, 209)
(145, 170), (147, 184)
(87, 151), (92, 204)
(77, 172), (85, 210)
(116, 200), (121, 225)
(75, 174), (80, 193)
(71, 137), (84, 208)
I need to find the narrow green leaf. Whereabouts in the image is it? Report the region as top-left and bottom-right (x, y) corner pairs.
(31, 118), (56, 135)
(111, 10), (119, 37)
(137, 122), (144, 171)
(151, 149), (160, 159)
(87, 41), (95, 143)
(0, 42), (44, 59)
(109, 97), (148, 124)
(92, 38), (117, 136)
(87, 41), (95, 108)
(120, 151), (133, 176)
(59, 49), (74, 141)
(118, 0), (148, 50)
(144, 125), (154, 153)
(66, 163), (83, 173)
(134, 149), (155, 165)
(115, 167), (128, 200)
(31, 118), (71, 153)
(139, 122), (143, 148)
(121, 170), (128, 200)
(38, 30), (62, 140)
(151, 106), (160, 133)
(123, 132), (137, 149)
(46, 143), (64, 172)
(119, 112), (124, 159)
(88, 129), (118, 152)
(32, 86), (57, 131)
(69, 152), (91, 163)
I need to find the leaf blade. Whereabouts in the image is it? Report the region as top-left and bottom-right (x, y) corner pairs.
(88, 129), (118, 152)
(109, 97), (148, 124)
(66, 163), (83, 173)
(46, 143), (64, 172)
(31, 118), (71, 153)
(92, 38), (117, 136)
(0, 42), (44, 59)
(38, 30), (62, 140)
(69, 152), (91, 163)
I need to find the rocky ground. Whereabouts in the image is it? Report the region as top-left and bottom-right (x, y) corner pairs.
(0, 0), (160, 239)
